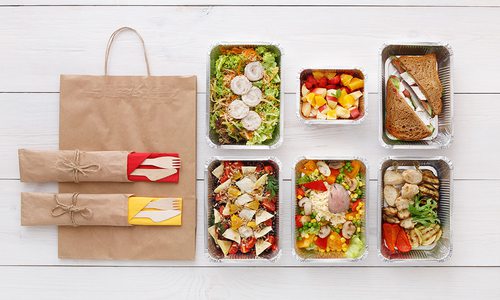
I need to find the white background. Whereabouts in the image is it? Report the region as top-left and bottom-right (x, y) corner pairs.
(1, 1), (500, 299)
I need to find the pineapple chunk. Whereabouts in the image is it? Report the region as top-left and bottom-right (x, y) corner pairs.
(340, 74), (353, 86)
(314, 95), (327, 108)
(325, 72), (337, 80)
(336, 106), (351, 119)
(339, 94), (355, 109)
(347, 78), (364, 91)
(305, 93), (315, 104)
(312, 71), (325, 80)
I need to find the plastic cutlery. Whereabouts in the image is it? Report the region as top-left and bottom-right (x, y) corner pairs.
(144, 198), (181, 210)
(133, 210), (181, 222)
(130, 168), (177, 181)
(141, 156), (181, 169)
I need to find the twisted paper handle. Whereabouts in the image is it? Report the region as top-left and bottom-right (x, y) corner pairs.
(51, 193), (93, 226)
(58, 150), (100, 183)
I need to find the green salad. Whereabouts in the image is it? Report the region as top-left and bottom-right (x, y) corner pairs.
(210, 46), (281, 145)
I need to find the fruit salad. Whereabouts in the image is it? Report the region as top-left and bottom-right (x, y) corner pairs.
(299, 70), (364, 121)
(294, 159), (366, 259)
(208, 160), (279, 259)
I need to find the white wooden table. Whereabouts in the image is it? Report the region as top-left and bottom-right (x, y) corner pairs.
(1, 1), (500, 299)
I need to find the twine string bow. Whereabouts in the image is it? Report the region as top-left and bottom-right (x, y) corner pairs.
(58, 149), (100, 183)
(51, 193), (93, 226)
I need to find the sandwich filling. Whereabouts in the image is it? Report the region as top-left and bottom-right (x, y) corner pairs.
(391, 57), (434, 117)
(387, 77), (436, 139)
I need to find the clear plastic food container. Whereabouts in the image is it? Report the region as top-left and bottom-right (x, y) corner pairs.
(379, 42), (453, 149)
(292, 156), (368, 263)
(206, 43), (284, 149)
(205, 157), (281, 262)
(297, 68), (367, 125)
(378, 156), (453, 262)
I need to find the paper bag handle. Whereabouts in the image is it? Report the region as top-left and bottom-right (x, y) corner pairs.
(104, 27), (151, 76)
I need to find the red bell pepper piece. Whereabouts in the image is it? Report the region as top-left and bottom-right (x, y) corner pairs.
(351, 200), (361, 212)
(296, 187), (305, 198)
(314, 236), (329, 249)
(396, 229), (412, 253)
(302, 180), (327, 191)
(295, 215), (303, 228)
(382, 223), (400, 253)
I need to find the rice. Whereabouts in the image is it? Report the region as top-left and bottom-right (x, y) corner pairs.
(309, 190), (346, 226)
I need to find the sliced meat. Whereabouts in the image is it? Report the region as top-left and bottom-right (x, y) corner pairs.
(402, 169), (422, 184)
(230, 75), (252, 95)
(228, 100), (249, 119)
(241, 111), (262, 131)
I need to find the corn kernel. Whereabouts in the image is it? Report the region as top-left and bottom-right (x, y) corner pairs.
(353, 193), (358, 198)
(297, 195), (303, 200)
(357, 227), (361, 233)
(347, 216), (354, 221)
(340, 237), (346, 243)
(319, 249), (325, 253)
(356, 214), (360, 219)
(326, 247), (330, 252)
(329, 235), (335, 240)
(311, 219), (316, 223)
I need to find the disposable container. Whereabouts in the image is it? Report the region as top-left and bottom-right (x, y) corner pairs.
(297, 68), (367, 125)
(292, 156), (368, 262)
(205, 157), (281, 262)
(378, 156), (453, 262)
(206, 43), (284, 149)
(379, 42), (453, 149)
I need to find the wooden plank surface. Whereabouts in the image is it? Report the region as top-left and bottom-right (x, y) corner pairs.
(1, 266), (499, 300)
(0, 6), (500, 93)
(1, 2), (499, 299)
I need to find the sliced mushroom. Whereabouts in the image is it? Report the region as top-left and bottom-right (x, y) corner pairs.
(383, 185), (399, 207)
(402, 169), (422, 184)
(401, 183), (419, 199)
(316, 161), (331, 177)
(298, 197), (312, 216)
(345, 177), (358, 192)
(328, 161), (344, 170)
(384, 170), (404, 185)
(383, 206), (398, 217)
(318, 226), (332, 238)
(400, 218), (415, 229)
(397, 209), (410, 220)
(342, 221), (356, 239)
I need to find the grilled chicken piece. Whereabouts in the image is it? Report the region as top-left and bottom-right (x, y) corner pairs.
(402, 169), (422, 184)
(395, 197), (410, 211)
(384, 185), (399, 207)
(383, 215), (400, 224)
(397, 209), (410, 220)
(383, 206), (398, 217)
(384, 170), (404, 185)
(401, 218), (415, 230)
(401, 183), (419, 199)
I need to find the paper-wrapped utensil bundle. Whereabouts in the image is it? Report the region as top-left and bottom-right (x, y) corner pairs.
(21, 193), (182, 226)
(19, 149), (181, 183)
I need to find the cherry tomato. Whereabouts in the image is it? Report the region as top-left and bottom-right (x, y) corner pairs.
(264, 218), (273, 227)
(232, 161), (243, 170)
(263, 165), (274, 174)
(219, 205), (227, 216)
(219, 174), (229, 183)
(266, 235), (278, 251)
(228, 242), (239, 255)
(240, 237), (257, 253)
(215, 193), (223, 202)
(296, 187), (305, 198)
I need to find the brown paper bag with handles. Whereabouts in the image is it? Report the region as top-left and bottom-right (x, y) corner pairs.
(58, 27), (196, 259)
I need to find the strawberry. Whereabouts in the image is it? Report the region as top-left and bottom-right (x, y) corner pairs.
(318, 77), (328, 88)
(350, 107), (360, 119)
(325, 85), (336, 89)
(331, 74), (341, 85)
(305, 81), (313, 90)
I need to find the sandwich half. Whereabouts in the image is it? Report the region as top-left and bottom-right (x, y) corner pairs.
(385, 75), (433, 141)
(391, 53), (443, 116)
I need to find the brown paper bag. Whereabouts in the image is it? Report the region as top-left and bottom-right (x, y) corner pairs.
(58, 27), (196, 259)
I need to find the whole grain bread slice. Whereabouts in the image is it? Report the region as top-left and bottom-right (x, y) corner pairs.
(385, 76), (432, 141)
(395, 53), (443, 116)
